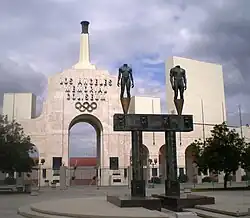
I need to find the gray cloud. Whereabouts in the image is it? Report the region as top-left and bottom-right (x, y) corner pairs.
(181, 0), (250, 125)
(1, 0), (250, 153)
(0, 57), (47, 115)
(187, 1), (250, 93)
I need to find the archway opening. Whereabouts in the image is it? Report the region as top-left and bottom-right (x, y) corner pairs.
(129, 144), (149, 165)
(185, 145), (198, 183)
(141, 144), (149, 181)
(140, 144), (149, 167)
(68, 114), (102, 185)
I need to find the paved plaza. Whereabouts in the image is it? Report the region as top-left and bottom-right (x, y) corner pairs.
(0, 183), (250, 217)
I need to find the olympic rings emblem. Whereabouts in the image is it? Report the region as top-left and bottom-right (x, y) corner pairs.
(75, 101), (97, 113)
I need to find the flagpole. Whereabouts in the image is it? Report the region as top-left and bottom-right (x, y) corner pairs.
(62, 91), (65, 160)
(152, 99), (155, 145)
(201, 99), (205, 144)
(222, 102), (225, 123)
(238, 105), (243, 138)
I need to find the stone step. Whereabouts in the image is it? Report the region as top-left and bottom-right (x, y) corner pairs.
(18, 203), (170, 218)
(158, 208), (176, 218)
(184, 208), (237, 218)
(161, 208), (197, 218)
(17, 205), (68, 218)
(195, 205), (248, 217)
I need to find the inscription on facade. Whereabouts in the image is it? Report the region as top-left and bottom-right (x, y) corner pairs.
(60, 77), (113, 112)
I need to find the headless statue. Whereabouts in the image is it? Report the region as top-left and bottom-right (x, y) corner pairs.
(117, 64), (134, 99)
(170, 65), (187, 100)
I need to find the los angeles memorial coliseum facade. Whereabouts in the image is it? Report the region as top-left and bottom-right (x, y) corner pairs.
(2, 21), (249, 186)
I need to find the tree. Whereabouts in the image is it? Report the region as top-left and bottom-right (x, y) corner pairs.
(0, 115), (36, 174)
(189, 139), (208, 174)
(190, 122), (245, 188)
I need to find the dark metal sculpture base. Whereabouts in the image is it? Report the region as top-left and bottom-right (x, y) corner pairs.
(107, 195), (161, 211)
(131, 180), (145, 197)
(165, 180), (180, 197)
(152, 194), (215, 212)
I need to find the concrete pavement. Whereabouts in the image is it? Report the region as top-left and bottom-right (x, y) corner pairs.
(0, 183), (249, 217)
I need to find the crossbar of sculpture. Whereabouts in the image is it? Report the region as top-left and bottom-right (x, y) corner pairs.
(113, 114), (193, 132)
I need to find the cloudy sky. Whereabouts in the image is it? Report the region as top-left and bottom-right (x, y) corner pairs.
(1, 0), (250, 157)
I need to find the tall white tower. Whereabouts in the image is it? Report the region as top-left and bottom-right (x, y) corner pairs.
(165, 56), (226, 125)
(73, 21), (96, 70)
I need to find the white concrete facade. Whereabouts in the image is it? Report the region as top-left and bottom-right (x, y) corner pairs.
(3, 93), (37, 120)
(1, 22), (165, 186)
(165, 57), (227, 180)
(4, 69), (131, 186)
(166, 56), (226, 124)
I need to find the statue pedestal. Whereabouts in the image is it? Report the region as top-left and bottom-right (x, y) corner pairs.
(120, 97), (131, 114)
(106, 195), (161, 211)
(165, 180), (180, 197)
(174, 99), (184, 115)
(152, 194), (215, 212)
(131, 180), (145, 197)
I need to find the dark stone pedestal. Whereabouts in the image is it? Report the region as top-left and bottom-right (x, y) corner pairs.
(165, 180), (180, 197)
(107, 195), (162, 211)
(152, 194), (215, 212)
(131, 180), (145, 197)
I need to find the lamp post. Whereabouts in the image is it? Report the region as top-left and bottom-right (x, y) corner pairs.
(192, 162), (197, 188)
(128, 156), (132, 189)
(95, 164), (100, 190)
(38, 158), (45, 190)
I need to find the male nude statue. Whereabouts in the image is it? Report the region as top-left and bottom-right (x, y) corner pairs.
(170, 65), (187, 100)
(117, 64), (134, 99)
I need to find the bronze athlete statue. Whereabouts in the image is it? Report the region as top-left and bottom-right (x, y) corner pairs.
(117, 64), (134, 99)
(170, 65), (187, 100)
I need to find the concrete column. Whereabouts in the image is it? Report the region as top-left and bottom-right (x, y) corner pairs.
(0, 172), (6, 181)
(197, 173), (202, 184)
(235, 168), (242, 183)
(65, 167), (70, 187)
(16, 172), (24, 186)
(60, 166), (67, 190)
(218, 172), (224, 183)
